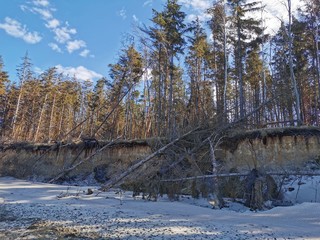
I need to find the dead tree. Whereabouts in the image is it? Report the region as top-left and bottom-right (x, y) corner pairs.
(48, 138), (120, 183)
(98, 96), (279, 192)
(208, 139), (224, 208)
(99, 128), (199, 191)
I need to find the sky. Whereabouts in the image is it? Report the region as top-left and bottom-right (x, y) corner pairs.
(0, 0), (304, 84)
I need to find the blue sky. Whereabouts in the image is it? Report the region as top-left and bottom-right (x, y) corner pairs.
(0, 0), (303, 83)
(0, 0), (168, 82)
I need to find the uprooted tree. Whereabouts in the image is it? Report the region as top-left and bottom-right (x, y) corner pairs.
(36, 95), (286, 209)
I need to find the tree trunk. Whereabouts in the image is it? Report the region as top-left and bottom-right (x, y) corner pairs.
(48, 94), (56, 142)
(58, 103), (65, 139)
(223, 3), (228, 121)
(168, 52), (174, 139)
(48, 139), (120, 183)
(208, 139), (224, 208)
(12, 87), (23, 139)
(34, 93), (48, 142)
(99, 128), (199, 191)
(237, 8), (245, 119)
(315, 16), (320, 124)
(261, 5), (267, 125)
(157, 44), (162, 136)
(288, 0), (302, 125)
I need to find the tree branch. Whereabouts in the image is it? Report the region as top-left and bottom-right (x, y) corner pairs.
(99, 127), (200, 191)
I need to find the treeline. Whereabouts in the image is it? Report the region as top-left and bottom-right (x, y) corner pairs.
(0, 0), (319, 143)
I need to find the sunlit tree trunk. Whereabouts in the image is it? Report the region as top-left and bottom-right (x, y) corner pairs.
(34, 93), (48, 142)
(48, 94), (56, 142)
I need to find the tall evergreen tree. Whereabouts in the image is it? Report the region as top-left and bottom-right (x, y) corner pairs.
(287, 0), (302, 125)
(12, 53), (34, 139)
(108, 44), (143, 139)
(227, 0), (264, 119)
(244, 47), (263, 125)
(300, 0), (320, 124)
(0, 56), (10, 136)
(185, 18), (211, 125)
(145, 0), (187, 137)
(208, 1), (229, 122)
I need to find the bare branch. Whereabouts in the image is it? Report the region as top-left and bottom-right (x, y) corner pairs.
(161, 172), (320, 182)
(48, 137), (121, 183)
(99, 127), (200, 191)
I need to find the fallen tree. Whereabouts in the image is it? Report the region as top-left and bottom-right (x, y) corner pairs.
(160, 171), (320, 182)
(99, 128), (199, 191)
(98, 97), (278, 191)
(48, 138), (120, 183)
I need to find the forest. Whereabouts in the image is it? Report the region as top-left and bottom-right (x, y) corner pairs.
(0, 0), (319, 143)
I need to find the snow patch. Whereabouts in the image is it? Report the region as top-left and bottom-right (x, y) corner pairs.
(0, 177), (320, 239)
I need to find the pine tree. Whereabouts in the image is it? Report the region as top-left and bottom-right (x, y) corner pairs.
(0, 56), (9, 96)
(300, 0), (320, 124)
(0, 56), (10, 136)
(108, 44), (143, 139)
(271, 23), (295, 125)
(34, 67), (58, 142)
(227, 0), (264, 119)
(208, 1), (229, 122)
(185, 18), (211, 125)
(144, 0), (187, 138)
(287, 0), (302, 125)
(244, 47), (263, 125)
(12, 53), (34, 139)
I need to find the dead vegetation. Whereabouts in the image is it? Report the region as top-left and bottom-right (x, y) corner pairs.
(221, 126), (320, 153)
(1, 125), (320, 210)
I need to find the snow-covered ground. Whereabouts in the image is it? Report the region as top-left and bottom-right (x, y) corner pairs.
(283, 175), (320, 204)
(0, 176), (319, 240)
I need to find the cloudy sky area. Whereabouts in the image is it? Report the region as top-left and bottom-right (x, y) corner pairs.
(0, 0), (304, 83)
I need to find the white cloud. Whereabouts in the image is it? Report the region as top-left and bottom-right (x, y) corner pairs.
(179, 0), (211, 22)
(55, 65), (103, 81)
(34, 66), (44, 75)
(32, 0), (50, 7)
(54, 26), (77, 43)
(133, 15), (139, 22)
(118, 8), (127, 20)
(271, 0), (304, 19)
(20, 4), (53, 20)
(48, 42), (62, 53)
(178, 0), (303, 35)
(24, 31), (42, 43)
(186, 14), (197, 22)
(20, 5), (29, 12)
(0, 17), (42, 44)
(45, 18), (60, 29)
(18, 0), (94, 56)
(66, 39), (86, 53)
(143, 0), (153, 7)
(142, 68), (152, 82)
(179, 0), (211, 11)
(186, 13), (209, 22)
(33, 7), (52, 19)
(247, 0), (305, 35)
(79, 49), (90, 57)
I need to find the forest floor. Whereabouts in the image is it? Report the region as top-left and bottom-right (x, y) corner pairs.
(0, 176), (319, 240)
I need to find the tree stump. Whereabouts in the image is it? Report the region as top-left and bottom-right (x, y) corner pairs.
(245, 169), (278, 210)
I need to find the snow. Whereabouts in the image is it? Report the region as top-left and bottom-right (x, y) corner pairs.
(283, 176), (320, 204)
(0, 176), (320, 239)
